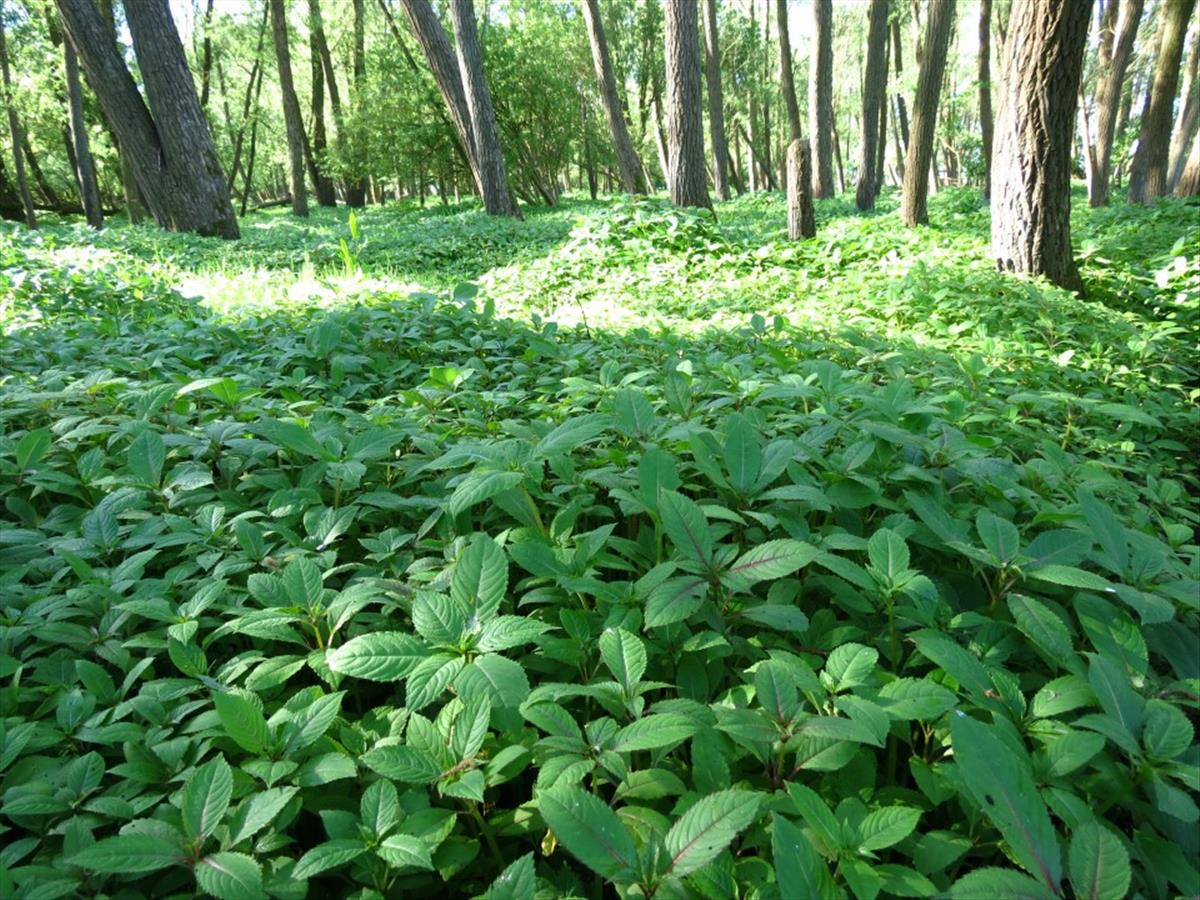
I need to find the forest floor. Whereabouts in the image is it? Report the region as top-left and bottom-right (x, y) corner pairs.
(0, 188), (1198, 898)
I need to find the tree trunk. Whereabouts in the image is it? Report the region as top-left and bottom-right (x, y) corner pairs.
(1087, 0), (1144, 205)
(663, 0), (709, 207)
(787, 139), (815, 238)
(1175, 125), (1200, 194)
(991, 0), (1091, 293)
(64, 42), (102, 227)
(228, 4), (267, 190)
(0, 2), (35, 228)
(308, 14), (337, 206)
(892, 18), (910, 150)
(776, 0), (801, 142)
(1128, 0), (1197, 203)
(345, 0), (368, 206)
(979, 0), (994, 197)
(198, 0), (214, 111)
(809, 0), (835, 197)
(856, 0), (889, 209)
(269, 0), (308, 216)
(760, 0), (775, 190)
(581, 0), (644, 193)
(241, 62), (264, 217)
(56, 0), (238, 236)
(900, 0), (954, 226)
(1166, 20), (1200, 192)
(398, 0), (483, 199)
(702, 0), (730, 201)
(875, 60), (888, 195)
(449, 0), (519, 217)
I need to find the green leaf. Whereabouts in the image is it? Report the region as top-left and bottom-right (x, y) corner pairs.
(376, 834), (434, 869)
(611, 714), (697, 752)
(877, 678), (957, 720)
(451, 534), (508, 619)
(1076, 489), (1128, 574)
(1086, 653), (1144, 738)
(727, 539), (819, 585)
(181, 756), (233, 841)
(538, 786), (637, 881)
(644, 576), (706, 628)
(360, 745), (442, 783)
(213, 690), (270, 755)
(15, 428), (51, 469)
(637, 447), (680, 513)
(859, 806), (922, 852)
(291, 839), (367, 880)
(950, 714), (1062, 892)
(128, 430), (165, 486)
(723, 412), (762, 494)
(448, 470), (524, 517)
(71, 834), (185, 874)
(534, 414), (610, 457)
(1027, 565), (1113, 593)
(1007, 594), (1075, 666)
(482, 852), (536, 899)
(614, 388), (656, 437)
(976, 510), (1020, 564)
(281, 558), (324, 607)
(1068, 822), (1130, 900)
(772, 813), (842, 900)
(327, 632), (430, 681)
(823, 643), (878, 692)
(949, 868), (1055, 899)
(227, 787), (297, 846)
(1141, 698), (1193, 760)
(867, 528), (910, 582)
(658, 490), (713, 566)
(664, 789), (762, 877)
(598, 627), (646, 693)
(194, 852), (264, 900)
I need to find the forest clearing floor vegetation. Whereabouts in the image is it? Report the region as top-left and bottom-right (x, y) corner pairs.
(1, 189), (1198, 899)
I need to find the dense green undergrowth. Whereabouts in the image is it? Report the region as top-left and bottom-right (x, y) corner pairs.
(1, 190), (1197, 899)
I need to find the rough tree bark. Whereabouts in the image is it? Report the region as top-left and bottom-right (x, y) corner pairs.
(787, 139), (815, 238)
(1128, 0), (1197, 203)
(702, 0), (730, 200)
(979, 0), (994, 198)
(449, 0), (519, 217)
(269, 0), (308, 216)
(809, 0), (835, 197)
(856, 0), (889, 209)
(0, 2), (35, 228)
(776, 0), (801, 142)
(198, 0), (214, 111)
(581, 0), (644, 193)
(663, 0), (709, 207)
(1175, 125), (1200, 194)
(64, 42), (101, 227)
(1166, 20), (1200, 192)
(1087, 0), (1144, 205)
(991, 0), (1091, 293)
(56, 0), (238, 236)
(900, 0), (954, 226)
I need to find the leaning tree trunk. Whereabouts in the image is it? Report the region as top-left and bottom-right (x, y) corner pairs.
(1166, 19), (1200, 192)
(449, 0), (519, 217)
(808, 0), (835, 198)
(0, 2), (35, 228)
(900, 0), (954, 226)
(856, 0), (889, 209)
(308, 23), (336, 206)
(663, 0), (709, 208)
(776, 0), (802, 143)
(64, 42), (102, 227)
(991, 0), (1091, 294)
(978, 0), (994, 198)
(1127, 0), (1197, 203)
(702, 0), (730, 201)
(56, 0), (238, 237)
(269, 0), (308, 216)
(581, 0), (644, 194)
(1088, 0), (1144, 205)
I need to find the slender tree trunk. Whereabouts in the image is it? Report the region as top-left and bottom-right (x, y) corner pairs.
(581, 0), (644, 193)
(1166, 20), (1200, 191)
(269, 0), (308, 216)
(1175, 125), (1200, 194)
(760, 0), (775, 190)
(449, 0), (519, 217)
(57, 0), (238, 236)
(198, 0), (214, 111)
(809, 0), (835, 197)
(663, 0), (709, 207)
(856, 0), (889, 209)
(892, 18), (910, 151)
(308, 18), (336, 206)
(345, 0), (368, 206)
(787, 139), (815, 238)
(900, 0), (954, 226)
(777, 0), (801, 141)
(992, 0), (1091, 293)
(64, 42), (102, 227)
(979, 0), (994, 197)
(0, 3), (34, 228)
(702, 0), (730, 201)
(241, 63), (264, 217)
(1087, 0), (1144, 205)
(22, 134), (61, 209)
(228, 4), (267, 190)
(875, 61), (888, 195)
(1128, 0), (1197, 203)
